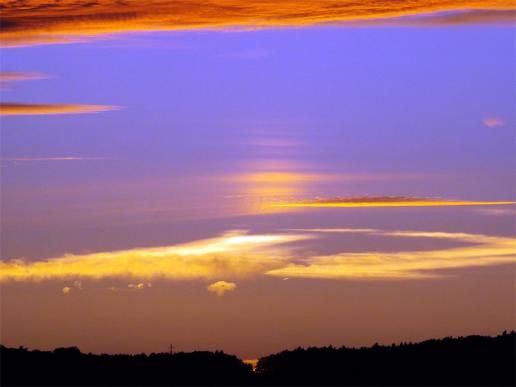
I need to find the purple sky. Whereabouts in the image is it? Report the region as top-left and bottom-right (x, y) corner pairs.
(0, 24), (514, 358)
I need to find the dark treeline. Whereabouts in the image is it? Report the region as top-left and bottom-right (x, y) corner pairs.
(1, 332), (514, 386)
(0, 348), (252, 386)
(256, 331), (516, 386)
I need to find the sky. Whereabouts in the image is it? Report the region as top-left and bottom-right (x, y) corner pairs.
(0, 1), (515, 360)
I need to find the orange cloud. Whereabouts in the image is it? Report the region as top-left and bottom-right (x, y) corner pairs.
(1, 1), (513, 47)
(349, 9), (515, 26)
(272, 196), (515, 209)
(0, 103), (118, 116)
(0, 71), (48, 83)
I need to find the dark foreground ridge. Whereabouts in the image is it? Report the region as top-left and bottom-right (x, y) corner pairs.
(1, 332), (514, 386)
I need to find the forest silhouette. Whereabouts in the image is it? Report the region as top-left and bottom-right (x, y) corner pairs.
(1, 332), (514, 386)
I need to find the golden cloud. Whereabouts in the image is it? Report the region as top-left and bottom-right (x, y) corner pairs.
(128, 283), (146, 290)
(0, 231), (305, 282)
(1, 229), (514, 283)
(1, 1), (514, 47)
(267, 229), (516, 280)
(61, 286), (72, 294)
(207, 280), (237, 296)
(0, 103), (118, 116)
(272, 196), (516, 209)
(218, 161), (423, 215)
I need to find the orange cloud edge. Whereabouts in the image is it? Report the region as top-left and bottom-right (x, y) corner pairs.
(0, 71), (49, 82)
(271, 196), (516, 208)
(0, 103), (119, 116)
(0, 1), (514, 47)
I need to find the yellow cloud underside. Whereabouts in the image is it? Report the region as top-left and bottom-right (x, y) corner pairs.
(267, 230), (516, 279)
(0, 232), (303, 282)
(1, 228), (514, 283)
(1, 1), (514, 46)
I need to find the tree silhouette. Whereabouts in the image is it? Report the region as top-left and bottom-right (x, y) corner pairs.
(1, 332), (514, 386)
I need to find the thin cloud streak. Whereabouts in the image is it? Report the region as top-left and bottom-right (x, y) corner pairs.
(267, 229), (516, 280)
(272, 196), (515, 209)
(0, 157), (111, 162)
(0, 71), (49, 83)
(0, 103), (119, 116)
(0, 1), (513, 46)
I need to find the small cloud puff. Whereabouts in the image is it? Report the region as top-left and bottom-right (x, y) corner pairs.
(128, 282), (150, 290)
(482, 117), (506, 128)
(207, 281), (237, 297)
(62, 286), (72, 295)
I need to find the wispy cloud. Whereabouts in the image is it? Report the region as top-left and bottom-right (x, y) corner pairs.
(219, 49), (273, 60)
(482, 117), (506, 128)
(0, 72), (119, 116)
(128, 282), (148, 290)
(344, 9), (516, 27)
(475, 208), (515, 216)
(0, 71), (49, 85)
(207, 281), (237, 296)
(0, 72), (46, 82)
(0, 231), (305, 282)
(1, 228), (514, 283)
(0, 157), (111, 162)
(0, 103), (119, 116)
(272, 196), (515, 209)
(218, 158), (423, 214)
(267, 229), (516, 280)
(1, 1), (513, 47)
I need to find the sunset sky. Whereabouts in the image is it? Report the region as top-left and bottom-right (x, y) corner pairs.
(0, 1), (515, 360)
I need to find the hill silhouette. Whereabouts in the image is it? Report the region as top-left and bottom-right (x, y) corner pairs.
(1, 332), (514, 386)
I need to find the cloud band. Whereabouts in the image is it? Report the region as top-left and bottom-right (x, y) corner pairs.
(1, 228), (514, 283)
(1, 1), (514, 46)
(272, 196), (515, 209)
